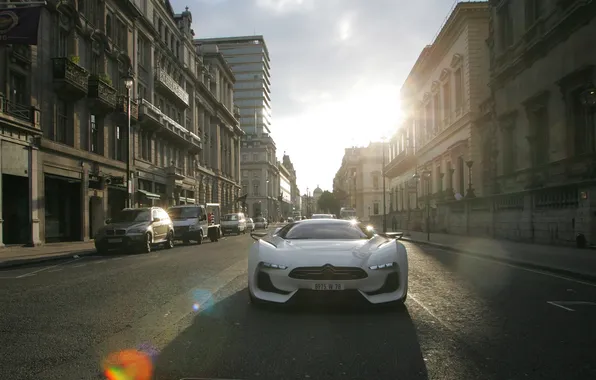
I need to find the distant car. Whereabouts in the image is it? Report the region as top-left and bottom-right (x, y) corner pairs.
(254, 217), (268, 229)
(221, 213), (247, 235)
(248, 219), (408, 307)
(287, 217), (294, 223)
(246, 218), (255, 232)
(95, 207), (175, 254)
(311, 214), (335, 219)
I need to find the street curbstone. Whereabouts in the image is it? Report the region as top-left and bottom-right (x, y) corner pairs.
(402, 237), (596, 283)
(0, 249), (97, 270)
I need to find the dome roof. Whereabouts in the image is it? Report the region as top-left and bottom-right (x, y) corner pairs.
(313, 185), (323, 195)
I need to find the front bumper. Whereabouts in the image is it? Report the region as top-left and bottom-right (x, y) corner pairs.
(174, 227), (202, 241)
(95, 234), (145, 250)
(249, 265), (407, 305)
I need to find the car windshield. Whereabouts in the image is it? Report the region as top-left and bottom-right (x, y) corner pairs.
(168, 207), (201, 220)
(277, 221), (373, 240)
(111, 209), (151, 223)
(222, 214), (238, 221)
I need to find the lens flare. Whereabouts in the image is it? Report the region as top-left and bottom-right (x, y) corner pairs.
(192, 303), (200, 311)
(191, 289), (214, 312)
(103, 349), (153, 380)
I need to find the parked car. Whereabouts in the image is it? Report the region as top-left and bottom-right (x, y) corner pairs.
(221, 212), (247, 235)
(95, 207), (175, 254)
(254, 217), (268, 229)
(246, 218), (255, 232)
(167, 205), (207, 244)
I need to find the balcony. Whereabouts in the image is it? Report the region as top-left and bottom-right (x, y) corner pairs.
(0, 94), (41, 132)
(155, 68), (189, 108)
(116, 95), (139, 122)
(138, 99), (163, 129)
(189, 132), (202, 154)
(52, 57), (89, 100)
(166, 165), (185, 181)
(384, 148), (416, 178)
(87, 75), (117, 113)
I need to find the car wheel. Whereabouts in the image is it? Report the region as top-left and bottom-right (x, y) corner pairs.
(165, 231), (174, 249)
(141, 233), (152, 253)
(196, 231), (203, 245)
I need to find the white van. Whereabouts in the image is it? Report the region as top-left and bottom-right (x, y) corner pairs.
(221, 212), (247, 235)
(167, 205), (208, 244)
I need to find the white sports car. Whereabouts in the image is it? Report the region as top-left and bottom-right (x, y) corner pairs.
(248, 219), (408, 307)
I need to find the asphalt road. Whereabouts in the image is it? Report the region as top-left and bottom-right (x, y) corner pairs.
(0, 230), (595, 380)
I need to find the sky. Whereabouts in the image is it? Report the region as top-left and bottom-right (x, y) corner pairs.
(172, 0), (460, 194)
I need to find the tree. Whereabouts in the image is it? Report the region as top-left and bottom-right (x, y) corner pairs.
(333, 188), (349, 206)
(317, 191), (340, 215)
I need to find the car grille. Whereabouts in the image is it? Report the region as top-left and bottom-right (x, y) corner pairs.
(105, 229), (126, 236)
(176, 226), (190, 234)
(289, 265), (367, 280)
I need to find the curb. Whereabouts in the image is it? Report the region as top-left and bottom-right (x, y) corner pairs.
(402, 237), (596, 283)
(0, 249), (97, 270)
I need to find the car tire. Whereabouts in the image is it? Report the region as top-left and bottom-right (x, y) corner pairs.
(165, 231), (174, 249)
(196, 231), (203, 245)
(141, 233), (152, 253)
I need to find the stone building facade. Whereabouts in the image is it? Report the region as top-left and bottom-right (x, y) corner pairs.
(385, 1), (490, 215)
(333, 143), (391, 223)
(0, 0), (242, 246)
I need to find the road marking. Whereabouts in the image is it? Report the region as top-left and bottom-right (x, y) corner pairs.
(408, 243), (596, 288)
(94, 260), (107, 265)
(547, 301), (596, 312)
(72, 264), (86, 268)
(15, 258), (79, 278)
(113, 257), (123, 261)
(408, 293), (456, 332)
(47, 268), (63, 273)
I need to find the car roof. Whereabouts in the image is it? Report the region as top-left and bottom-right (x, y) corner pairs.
(295, 219), (356, 225)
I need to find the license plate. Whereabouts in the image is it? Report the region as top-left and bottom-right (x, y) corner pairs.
(312, 283), (344, 291)
(108, 238), (122, 243)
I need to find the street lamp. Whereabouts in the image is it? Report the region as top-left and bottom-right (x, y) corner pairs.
(381, 136), (387, 233)
(422, 169), (432, 241)
(123, 71), (134, 208)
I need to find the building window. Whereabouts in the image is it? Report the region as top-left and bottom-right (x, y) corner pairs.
(571, 90), (596, 155)
(57, 28), (68, 56)
(9, 72), (26, 105)
(528, 105), (549, 166)
(433, 93), (440, 132)
(442, 82), (451, 122)
(90, 114), (99, 153)
(56, 100), (69, 144)
(525, 0), (542, 27)
(373, 175), (379, 190)
(373, 203), (379, 215)
(253, 182), (260, 196)
(501, 123), (516, 175)
(114, 125), (126, 162)
(253, 153), (259, 161)
(498, 1), (514, 49)
(454, 68), (463, 111)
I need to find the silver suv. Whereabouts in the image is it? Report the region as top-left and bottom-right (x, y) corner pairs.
(94, 207), (175, 254)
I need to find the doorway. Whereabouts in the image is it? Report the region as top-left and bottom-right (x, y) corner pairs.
(2, 174), (30, 245)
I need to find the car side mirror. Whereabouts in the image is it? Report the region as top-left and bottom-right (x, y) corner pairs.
(273, 227), (281, 235)
(105, 218), (112, 224)
(153, 217), (161, 223)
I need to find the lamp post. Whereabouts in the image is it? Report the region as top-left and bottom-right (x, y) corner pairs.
(422, 170), (432, 241)
(381, 136), (387, 233)
(123, 71), (134, 208)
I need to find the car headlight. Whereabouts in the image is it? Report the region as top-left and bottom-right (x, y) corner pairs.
(261, 262), (288, 270)
(369, 262), (396, 270)
(128, 228), (146, 234)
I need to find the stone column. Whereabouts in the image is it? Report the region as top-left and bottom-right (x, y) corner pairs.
(27, 146), (42, 246)
(80, 162), (90, 241)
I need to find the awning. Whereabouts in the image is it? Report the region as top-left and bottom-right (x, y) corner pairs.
(137, 189), (161, 200)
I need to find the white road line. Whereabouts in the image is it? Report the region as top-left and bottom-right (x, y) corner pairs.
(94, 260), (107, 264)
(47, 268), (63, 273)
(547, 301), (575, 312)
(72, 264), (86, 268)
(15, 258), (79, 278)
(410, 243), (596, 288)
(408, 293), (456, 332)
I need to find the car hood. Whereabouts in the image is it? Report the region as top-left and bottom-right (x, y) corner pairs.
(172, 218), (198, 227)
(103, 222), (149, 230)
(282, 240), (368, 251)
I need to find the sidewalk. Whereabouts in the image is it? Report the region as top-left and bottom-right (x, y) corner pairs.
(0, 241), (97, 269)
(402, 231), (596, 281)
